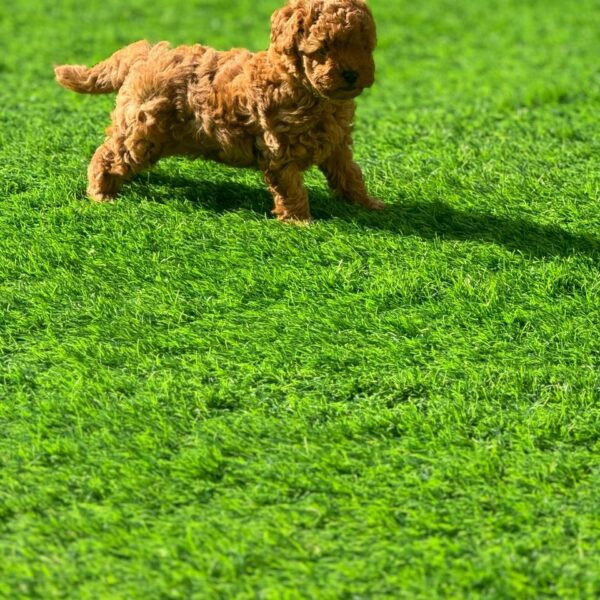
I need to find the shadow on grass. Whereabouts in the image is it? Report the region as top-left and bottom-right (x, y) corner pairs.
(138, 172), (600, 259)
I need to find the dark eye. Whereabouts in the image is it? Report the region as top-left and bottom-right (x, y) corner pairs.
(317, 43), (330, 58)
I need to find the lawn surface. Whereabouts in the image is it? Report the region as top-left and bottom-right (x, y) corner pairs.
(1, 0), (599, 597)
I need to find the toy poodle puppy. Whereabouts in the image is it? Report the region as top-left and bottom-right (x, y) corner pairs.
(55, 0), (384, 222)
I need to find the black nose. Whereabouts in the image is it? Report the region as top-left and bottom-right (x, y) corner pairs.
(342, 70), (359, 85)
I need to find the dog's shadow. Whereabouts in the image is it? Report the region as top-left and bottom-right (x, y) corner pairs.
(135, 171), (599, 260)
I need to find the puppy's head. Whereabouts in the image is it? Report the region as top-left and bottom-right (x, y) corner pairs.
(270, 0), (377, 100)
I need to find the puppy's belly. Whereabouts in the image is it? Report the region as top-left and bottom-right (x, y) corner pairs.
(167, 124), (258, 168)
(204, 134), (257, 168)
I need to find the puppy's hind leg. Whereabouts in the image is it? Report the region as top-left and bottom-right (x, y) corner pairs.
(87, 122), (161, 202)
(87, 136), (131, 202)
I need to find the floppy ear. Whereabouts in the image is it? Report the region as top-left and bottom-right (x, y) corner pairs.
(270, 2), (306, 54)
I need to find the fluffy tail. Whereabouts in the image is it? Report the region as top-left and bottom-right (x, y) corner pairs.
(55, 40), (152, 94)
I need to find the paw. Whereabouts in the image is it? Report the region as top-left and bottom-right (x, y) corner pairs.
(364, 196), (385, 211)
(87, 187), (116, 203)
(276, 213), (313, 225)
(272, 205), (312, 224)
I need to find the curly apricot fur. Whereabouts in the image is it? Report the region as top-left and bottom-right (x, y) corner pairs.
(55, 0), (383, 222)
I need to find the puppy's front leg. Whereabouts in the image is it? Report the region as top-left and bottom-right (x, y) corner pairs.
(320, 145), (385, 211)
(264, 164), (312, 223)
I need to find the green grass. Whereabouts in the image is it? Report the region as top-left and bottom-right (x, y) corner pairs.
(1, 0), (599, 597)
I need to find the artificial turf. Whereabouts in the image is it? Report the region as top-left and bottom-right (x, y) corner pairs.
(1, 0), (599, 597)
